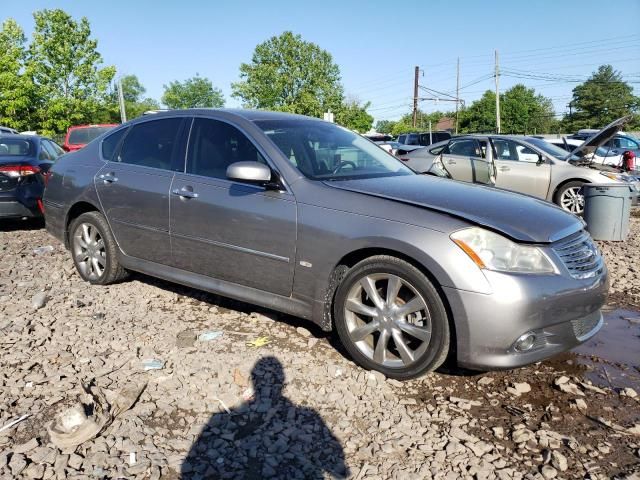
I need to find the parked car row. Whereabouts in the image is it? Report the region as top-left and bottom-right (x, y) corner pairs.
(41, 109), (611, 379)
(394, 118), (639, 214)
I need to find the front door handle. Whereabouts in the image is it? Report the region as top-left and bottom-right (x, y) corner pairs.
(499, 166), (510, 172)
(447, 159), (457, 165)
(172, 187), (199, 199)
(99, 172), (118, 184)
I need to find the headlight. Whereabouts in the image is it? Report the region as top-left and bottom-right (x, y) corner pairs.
(599, 171), (633, 182)
(451, 227), (555, 274)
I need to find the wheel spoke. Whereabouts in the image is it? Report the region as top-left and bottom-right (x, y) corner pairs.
(92, 257), (103, 276)
(373, 329), (390, 364)
(345, 299), (378, 318)
(386, 276), (402, 306)
(81, 224), (91, 244)
(396, 321), (431, 342)
(392, 329), (415, 365)
(360, 276), (384, 310)
(395, 296), (426, 317)
(350, 321), (380, 341)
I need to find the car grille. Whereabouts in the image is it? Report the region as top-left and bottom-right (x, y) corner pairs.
(570, 313), (602, 341)
(553, 231), (604, 279)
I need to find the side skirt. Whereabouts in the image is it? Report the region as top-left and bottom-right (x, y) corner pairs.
(118, 252), (315, 322)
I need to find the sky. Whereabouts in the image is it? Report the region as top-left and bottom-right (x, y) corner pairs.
(3, 0), (640, 123)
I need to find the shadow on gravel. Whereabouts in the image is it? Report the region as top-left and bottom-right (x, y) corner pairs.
(182, 356), (349, 479)
(0, 218), (45, 232)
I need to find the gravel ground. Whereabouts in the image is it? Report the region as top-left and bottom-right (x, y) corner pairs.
(1, 217), (639, 480)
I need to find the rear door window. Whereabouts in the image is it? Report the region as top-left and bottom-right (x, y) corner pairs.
(102, 127), (129, 161)
(117, 119), (184, 170)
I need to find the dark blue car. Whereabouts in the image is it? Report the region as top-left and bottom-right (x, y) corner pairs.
(0, 134), (65, 220)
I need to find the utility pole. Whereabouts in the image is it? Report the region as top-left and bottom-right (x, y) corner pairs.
(494, 50), (500, 134)
(117, 78), (127, 123)
(412, 66), (419, 128)
(455, 57), (460, 134)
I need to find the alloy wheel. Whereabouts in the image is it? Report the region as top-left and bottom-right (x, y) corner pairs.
(72, 222), (106, 281)
(343, 273), (432, 368)
(560, 186), (585, 214)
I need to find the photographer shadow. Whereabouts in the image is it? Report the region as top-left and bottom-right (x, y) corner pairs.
(182, 356), (349, 479)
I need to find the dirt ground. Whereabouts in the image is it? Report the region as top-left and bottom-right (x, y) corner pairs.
(0, 216), (639, 479)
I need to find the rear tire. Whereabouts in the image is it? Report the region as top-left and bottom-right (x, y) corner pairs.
(333, 256), (450, 380)
(554, 181), (586, 215)
(69, 212), (128, 285)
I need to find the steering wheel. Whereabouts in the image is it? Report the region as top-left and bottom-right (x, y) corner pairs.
(332, 160), (357, 174)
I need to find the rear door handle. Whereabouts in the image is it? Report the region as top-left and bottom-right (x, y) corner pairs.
(447, 159), (456, 165)
(172, 187), (199, 199)
(499, 166), (510, 171)
(99, 172), (118, 183)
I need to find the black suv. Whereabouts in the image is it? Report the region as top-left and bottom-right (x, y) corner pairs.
(397, 131), (452, 147)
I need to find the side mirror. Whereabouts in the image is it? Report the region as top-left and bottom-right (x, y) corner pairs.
(226, 161), (272, 184)
(537, 154), (545, 166)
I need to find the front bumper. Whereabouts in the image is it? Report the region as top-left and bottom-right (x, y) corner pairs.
(444, 266), (608, 370)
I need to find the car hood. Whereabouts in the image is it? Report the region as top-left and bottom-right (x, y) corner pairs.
(324, 175), (583, 243)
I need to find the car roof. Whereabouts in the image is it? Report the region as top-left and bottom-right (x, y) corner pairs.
(0, 133), (43, 141)
(135, 108), (323, 123)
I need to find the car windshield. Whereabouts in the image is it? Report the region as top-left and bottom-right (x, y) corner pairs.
(526, 137), (580, 162)
(257, 119), (414, 181)
(68, 126), (114, 145)
(0, 138), (34, 156)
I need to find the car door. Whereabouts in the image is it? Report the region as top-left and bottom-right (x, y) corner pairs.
(440, 138), (491, 183)
(490, 138), (551, 198)
(169, 117), (296, 296)
(95, 117), (187, 263)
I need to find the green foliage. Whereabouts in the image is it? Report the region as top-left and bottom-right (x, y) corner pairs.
(161, 75), (224, 109)
(0, 19), (36, 131)
(501, 84), (556, 134)
(335, 100), (373, 132)
(27, 9), (115, 135)
(459, 85), (556, 134)
(374, 120), (395, 134)
(388, 110), (446, 136)
(98, 75), (161, 123)
(232, 31), (344, 117)
(563, 65), (640, 131)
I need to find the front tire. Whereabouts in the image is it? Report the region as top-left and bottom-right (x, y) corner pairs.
(554, 181), (586, 215)
(333, 256), (450, 380)
(69, 212), (128, 285)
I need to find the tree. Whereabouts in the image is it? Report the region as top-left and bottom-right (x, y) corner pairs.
(564, 65), (639, 130)
(232, 31), (344, 117)
(375, 120), (395, 134)
(390, 110), (447, 136)
(26, 9), (115, 135)
(335, 100), (373, 132)
(0, 19), (36, 131)
(161, 75), (224, 109)
(459, 86), (556, 134)
(458, 91), (496, 133)
(501, 84), (556, 134)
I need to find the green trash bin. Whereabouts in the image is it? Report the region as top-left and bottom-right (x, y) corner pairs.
(582, 184), (632, 241)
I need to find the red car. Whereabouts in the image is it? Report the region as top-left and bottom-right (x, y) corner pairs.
(62, 124), (118, 152)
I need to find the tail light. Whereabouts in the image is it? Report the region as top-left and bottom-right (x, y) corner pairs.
(43, 171), (52, 186)
(0, 165), (42, 177)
